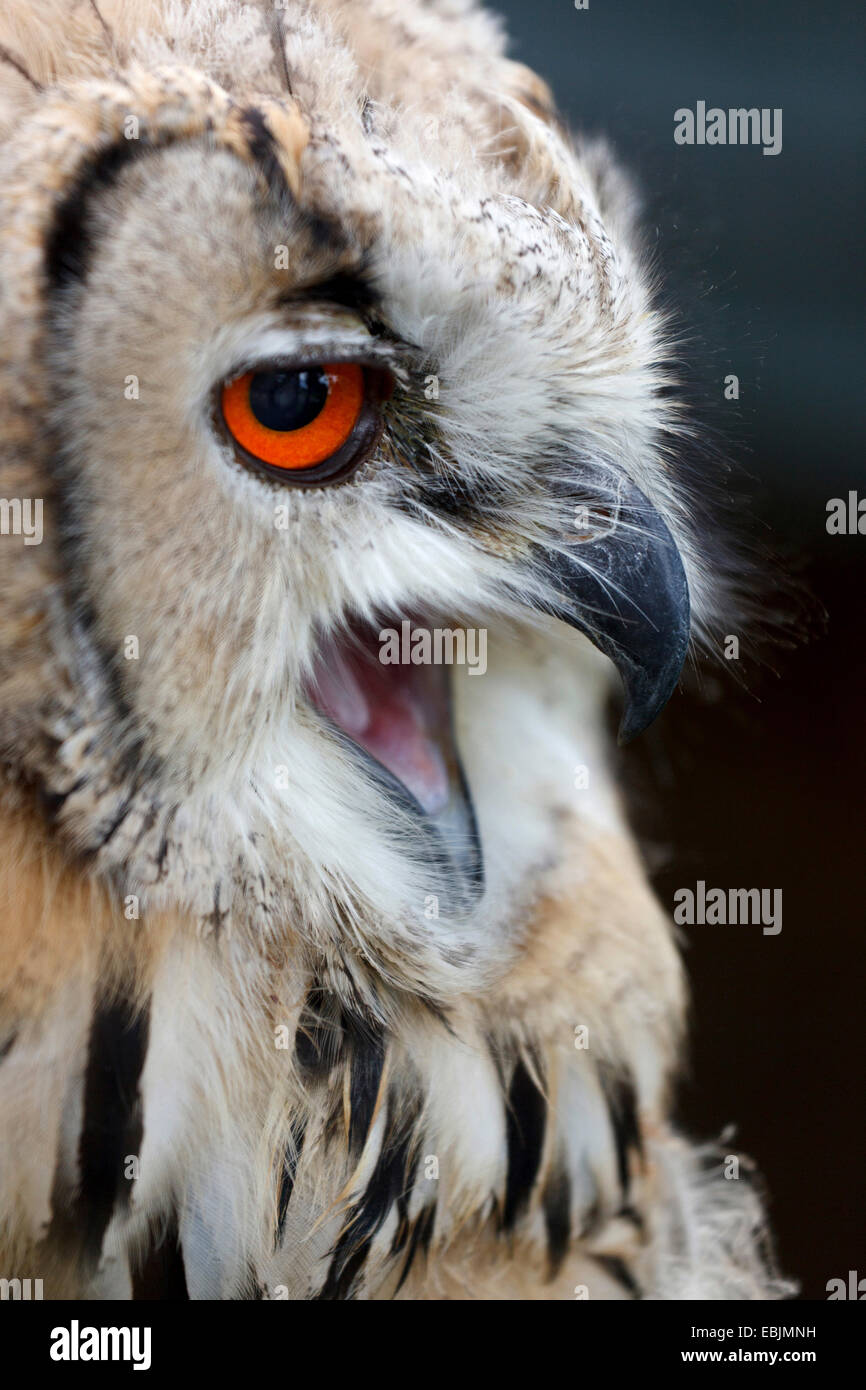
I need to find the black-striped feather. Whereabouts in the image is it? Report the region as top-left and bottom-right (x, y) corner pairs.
(541, 1159), (572, 1278)
(71, 993), (151, 1265)
(599, 1064), (642, 1199)
(275, 1120), (307, 1249)
(131, 1209), (189, 1300)
(316, 1091), (422, 1300)
(501, 1055), (547, 1231)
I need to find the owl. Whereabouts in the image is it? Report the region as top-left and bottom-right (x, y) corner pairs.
(0, 0), (788, 1300)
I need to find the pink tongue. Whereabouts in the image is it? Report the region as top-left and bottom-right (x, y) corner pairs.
(309, 642), (450, 815)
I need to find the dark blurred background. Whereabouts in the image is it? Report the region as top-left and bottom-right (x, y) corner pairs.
(497, 0), (865, 1298)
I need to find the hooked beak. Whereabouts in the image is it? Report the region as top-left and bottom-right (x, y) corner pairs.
(525, 474), (691, 741)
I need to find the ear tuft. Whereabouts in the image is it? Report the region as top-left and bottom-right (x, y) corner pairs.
(575, 135), (645, 247)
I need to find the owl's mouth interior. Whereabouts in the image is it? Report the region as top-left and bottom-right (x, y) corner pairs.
(306, 617), (484, 907)
(307, 618), (455, 815)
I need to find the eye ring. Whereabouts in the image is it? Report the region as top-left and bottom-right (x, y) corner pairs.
(217, 362), (389, 486)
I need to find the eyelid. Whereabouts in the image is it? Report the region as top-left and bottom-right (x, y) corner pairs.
(224, 343), (408, 384)
(213, 315), (417, 393)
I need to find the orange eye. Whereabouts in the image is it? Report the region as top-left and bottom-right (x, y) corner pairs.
(220, 362), (373, 482)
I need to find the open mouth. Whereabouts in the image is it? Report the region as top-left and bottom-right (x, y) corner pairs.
(303, 476), (693, 916)
(306, 617), (484, 910)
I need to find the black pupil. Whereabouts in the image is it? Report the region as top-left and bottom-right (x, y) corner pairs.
(248, 368), (330, 432)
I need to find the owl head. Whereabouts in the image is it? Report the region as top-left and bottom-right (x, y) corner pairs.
(0, 0), (707, 1009)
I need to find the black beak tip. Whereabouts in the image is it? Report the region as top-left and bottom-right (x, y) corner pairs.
(617, 700), (665, 746)
(527, 474), (692, 748)
(615, 629), (691, 745)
